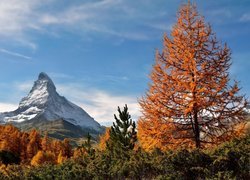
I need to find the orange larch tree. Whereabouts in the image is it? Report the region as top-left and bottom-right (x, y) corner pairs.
(26, 130), (41, 160)
(61, 138), (72, 158)
(0, 125), (74, 165)
(138, 2), (248, 150)
(31, 150), (56, 166)
(41, 132), (51, 152)
(20, 132), (29, 162)
(98, 127), (111, 151)
(0, 125), (21, 154)
(51, 139), (62, 157)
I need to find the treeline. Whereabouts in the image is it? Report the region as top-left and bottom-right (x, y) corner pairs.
(0, 105), (249, 179)
(0, 133), (249, 179)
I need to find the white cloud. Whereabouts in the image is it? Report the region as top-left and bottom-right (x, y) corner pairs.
(15, 81), (33, 92)
(38, 0), (153, 40)
(0, 48), (32, 60)
(0, 0), (47, 49)
(103, 75), (129, 82)
(0, 0), (171, 48)
(56, 83), (141, 123)
(240, 13), (250, 22)
(49, 72), (74, 80)
(208, 9), (232, 18)
(146, 22), (172, 31)
(0, 103), (17, 112)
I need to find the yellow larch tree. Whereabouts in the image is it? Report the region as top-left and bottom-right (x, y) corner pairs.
(138, 2), (248, 150)
(0, 125), (21, 155)
(31, 150), (56, 166)
(20, 132), (29, 163)
(98, 127), (111, 151)
(26, 130), (41, 160)
(41, 132), (51, 152)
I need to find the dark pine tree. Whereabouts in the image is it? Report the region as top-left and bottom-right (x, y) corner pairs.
(107, 105), (137, 153)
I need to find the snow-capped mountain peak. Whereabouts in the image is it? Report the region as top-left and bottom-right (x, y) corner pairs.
(0, 72), (102, 132)
(19, 72), (56, 109)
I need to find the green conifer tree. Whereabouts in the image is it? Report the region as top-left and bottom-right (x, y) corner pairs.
(108, 105), (137, 152)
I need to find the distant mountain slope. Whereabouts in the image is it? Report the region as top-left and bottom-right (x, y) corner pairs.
(12, 118), (100, 140)
(0, 72), (104, 138)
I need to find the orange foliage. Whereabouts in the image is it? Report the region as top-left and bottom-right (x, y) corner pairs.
(20, 132), (29, 163)
(73, 147), (87, 159)
(57, 151), (68, 164)
(61, 139), (72, 158)
(50, 139), (62, 157)
(31, 150), (56, 166)
(138, 118), (194, 151)
(138, 2), (248, 150)
(0, 124), (74, 165)
(98, 127), (110, 151)
(26, 130), (41, 160)
(41, 132), (50, 152)
(0, 125), (21, 154)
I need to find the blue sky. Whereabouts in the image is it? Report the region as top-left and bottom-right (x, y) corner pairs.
(0, 0), (249, 124)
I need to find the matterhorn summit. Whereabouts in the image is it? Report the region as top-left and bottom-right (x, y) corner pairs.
(0, 72), (102, 133)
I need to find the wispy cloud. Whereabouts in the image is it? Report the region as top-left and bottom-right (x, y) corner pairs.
(203, 8), (234, 25)
(15, 81), (33, 92)
(49, 72), (74, 80)
(0, 0), (49, 49)
(208, 9), (232, 18)
(103, 75), (129, 82)
(0, 0), (172, 48)
(1, 0), (247, 49)
(38, 0), (154, 40)
(240, 13), (250, 22)
(56, 83), (140, 123)
(145, 22), (172, 31)
(0, 48), (32, 60)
